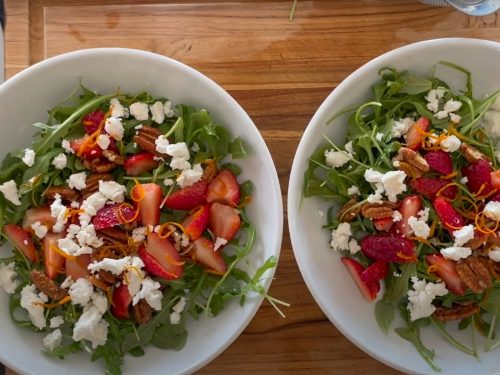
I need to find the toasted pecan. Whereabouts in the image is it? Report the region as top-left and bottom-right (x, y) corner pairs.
(30, 270), (68, 301)
(98, 227), (129, 244)
(131, 299), (153, 325)
(465, 231), (488, 250)
(102, 150), (125, 165)
(456, 257), (492, 293)
(88, 275), (111, 291)
(392, 147), (429, 178)
(361, 201), (397, 219)
(134, 126), (163, 156)
(433, 304), (480, 322)
(83, 158), (117, 173)
(44, 186), (81, 203)
(82, 173), (114, 199)
(460, 143), (488, 164)
(337, 197), (361, 222)
(98, 269), (120, 285)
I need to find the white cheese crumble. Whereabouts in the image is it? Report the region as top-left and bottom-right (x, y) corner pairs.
(460, 176), (468, 184)
(80, 192), (107, 219)
(52, 153), (67, 170)
(440, 246), (472, 261)
(324, 150), (350, 168)
(214, 237), (228, 251)
(22, 148), (36, 167)
(110, 98), (128, 118)
(132, 227), (147, 243)
(61, 139), (75, 154)
(167, 142), (191, 170)
(0, 263), (19, 293)
(330, 222), (352, 252)
(130, 102), (149, 121)
(88, 256), (134, 275)
(99, 180), (127, 203)
(50, 194), (68, 233)
(440, 135), (461, 153)
(20, 284), (47, 329)
(483, 201), (500, 221)
(408, 216), (430, 239)
(347, 185), (360, 196)
(364, 169), (407, 203)
(150, 101), (166, 124)
(392, 211), (402, 222)
(392, 117), (415, 138)
(49, 316), (65, 329)
(177, 163), (203, 188)
(132, 278), (163, 311)
(72, 305), (108, 349)
(348, 238), (361, 255)
(375, 132), (384, 141)
(345, 141), (355, 155)
(69, 278), (94, 306)
(170, 297), (187, 325)
(407, 277), (448, 321)
(450, 113), (462, 124)
(489, 247), (500, 262)
(191, 142), (200, 152)
(67, 172), (87, 191)
(425, 87), (446, 113)
(43, 329), (62, 351)
(453, 224), (474, 247)
(31, 221), (48, 239)
(155, 135), (170, 154)
(163, 178), (174, 186)
(104, 117), (124, 141)
(164, 101), (175, 117)
(0, 180), (21, 206)
(96, 134), (111, 150)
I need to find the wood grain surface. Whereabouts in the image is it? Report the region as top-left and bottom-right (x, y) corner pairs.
(3, 1), (500, 374)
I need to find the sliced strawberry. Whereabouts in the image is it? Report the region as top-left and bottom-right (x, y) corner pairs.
(140, 183), (162, 226)
(426, 254), (465, 296)
(462, 159), (493, 195)
(341, 257), (380, 301)
(92, 203), (137, 230)
(22, 206), (56, 231)
(182, 204), (210, 241)
(190, 237), (227, 273)
(491, 170), (500, 191)
(489, 191), (500, 202)
(43, 232), (66, 280)
(209, 202), (241, 241)
(65, 254), (91, 280)
(206, 169), (241, 206)
(424, 150), (453, 175)
(410, 177), (457, 200)
(70, 136), (103, 159)
(433, 197), (465, 232)
(124, 153), (159, 176)
(82, 110), (105, 135)
(373, 217), (394, 232)
(360, 261), (388, 284)
(111, 283), (132, 319)
(360, 234), (416, 263)
(4, 224), (38, 263)
(164, 180), (208, 211)
(405, 117), (430, 151)
(140, 233), (183, 280)
(394, 195), (421, 237)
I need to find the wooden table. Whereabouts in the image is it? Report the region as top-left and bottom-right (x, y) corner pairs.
(3, 1), (499, 374)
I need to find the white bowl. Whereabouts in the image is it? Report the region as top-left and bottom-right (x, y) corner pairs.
(288, 38), (500, 375)
(0, 48), (283, 375)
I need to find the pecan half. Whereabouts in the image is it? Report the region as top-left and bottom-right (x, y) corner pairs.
(337, 197), (361, 222)
(44, 186), (81, 203)
(102, 150), (125, 165)
(30, 270), (68, 301)
(82, 173), (114, 199)
(83, 158), (117, 173)
(465, 230), (488, 250)
(361, 201), (397, 219)
(98, 269), (120, 285)
(456, 257), (492, 293)
(134, 126), (163, 156)
(98, 227), (129, 244)
(460, 143), (487, 164)
(131, 299), (153, 325)
(433, 304), (480, 322)
(88, 275), (111, 291)
(392, 147), (429, 178)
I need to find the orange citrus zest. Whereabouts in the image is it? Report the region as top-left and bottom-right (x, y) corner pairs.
(396, 251), (417, 262)
(475, 188), (498, 201)
(65, 208), (84, 218)
(35, 295), (72, 308)
(50, 244), (76, 260)
(130, 179), (145, 202)
(408, 237), (431, 246)
(448, 124), (466, 141)
(428, 218), (438, 238)
(204, 269), (225, 276)
(440, 171), (458, 180)
(427, 264), (439, 274)
(436, 182), (460, 201)
(118, 203), (140, 223)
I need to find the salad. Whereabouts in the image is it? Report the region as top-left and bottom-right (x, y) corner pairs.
(304, 63), (500, 370)
(0, 87), (283, 374)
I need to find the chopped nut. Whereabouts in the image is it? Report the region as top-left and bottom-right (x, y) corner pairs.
(456, 256), (492, 293)
(98, 227), (129, 244)
(83, 158), (116, 173)
(361, 201), (397, 219)
(433, 303), (480, 321)
(131, 299), (153, 325)
(134, 126), (164, 156)
(98, 270), (120, 285)
(337, 197), (361, 222)
(465, 231), (488, 250)
(30, 270), (68, 301)
(88, 275), (111, 291)
(44, 186), (81, 203)
(460, 143), (488, 164)
(102, 150), (125, 165)
(82, 173), (114, 199)
(392, 147), (429, 178)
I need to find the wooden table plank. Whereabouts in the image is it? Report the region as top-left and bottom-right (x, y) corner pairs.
(3, 1), (500, 374)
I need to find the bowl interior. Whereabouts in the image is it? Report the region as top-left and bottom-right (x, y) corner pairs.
(288, 38), (500, 375)
(0, 48), (282, 375)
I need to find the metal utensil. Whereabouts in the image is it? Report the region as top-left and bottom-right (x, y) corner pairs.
(419, 0), (500, 16)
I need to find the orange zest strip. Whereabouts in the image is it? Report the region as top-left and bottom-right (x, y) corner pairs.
(202, 159), (218, 181)
(474, 183), (487, 197)
(474, 212), (499, 236)
(123, 265), (144, 284)
(427, 264), (439, 274)
(118, 203), (140, 223)
(77, 108), (113, 157)
(130, 179), (145, 202)
(204, 269), (225, 276)
(440, 171), (458, 180)
(428, 218), (438, 238)
(65, 208), (84, 218)
(475, 188), (498, 201)
(415, 126), (433, 137)
(35, 295), (72, 308)
(164, 253), (185, 267)
(156, 222), (186, 239)
(50, 244), (76, 260)
(396, 251), (417, 262)
(448, 124), (466, 141)
(446, 222), (464, 231)
(436, 182), (460, 201)
(408, 236), (432, 246)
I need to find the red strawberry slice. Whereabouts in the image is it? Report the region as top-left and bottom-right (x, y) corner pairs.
(424, 150), (453, 175)
(209, 202), (241, 241)
(207, 169), (241, 206)
(190, 237), (227, 274)
(462, 159), (493, 195)
(373, 217), (394, 232)
(433, 197), (465, 232)
(360, 234), (416, 263)
(341, 257), (380, 301)
(111, 283), (132, 319)
(360, 261), (388, 284)
(426, 254), (465, 296)
(410, 177), (457, 200)
(124, 153), (159, 176)
(164, 180), (208, 210)
(140, 233), (183, 280)
(140, 183), (162, 226)
(22, 207), (56, 232)
(491, 170), (500, 191)
(82, 110), (105, 135)
(43, 232), (66, 280)
(65, 254), (91, 280)
(182, 204), (210, 241)
(70, 137), (103, 159)
(405, 117), (430, 151)
(4, 224), (38, 263)
(394, 195), (421, 237)
(489, 191), (500, 202)
(92, 203), (137, 230)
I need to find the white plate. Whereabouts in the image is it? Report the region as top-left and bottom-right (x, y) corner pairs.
(288, 38), (500, 375)
(0, 48), (283, 375)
